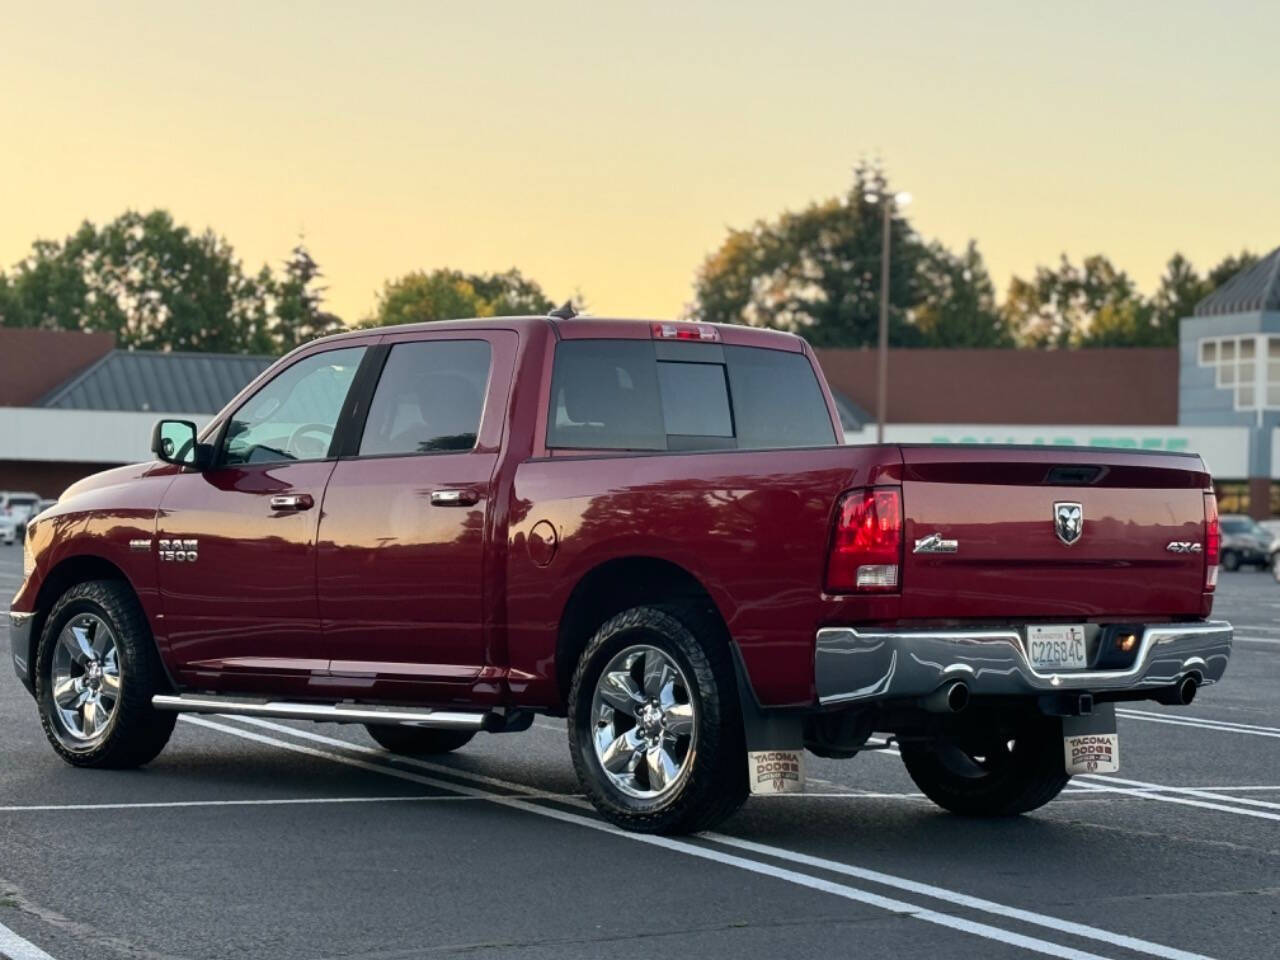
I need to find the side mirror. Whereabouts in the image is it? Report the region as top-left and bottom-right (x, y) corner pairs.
(151, 420), (211, 469)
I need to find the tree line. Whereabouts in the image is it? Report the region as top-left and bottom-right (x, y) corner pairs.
(0, 174), (1261, 353)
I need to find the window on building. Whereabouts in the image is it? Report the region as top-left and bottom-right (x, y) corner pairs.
(1214, 481), (1249, 515)
(1198, 334), (1280, 412)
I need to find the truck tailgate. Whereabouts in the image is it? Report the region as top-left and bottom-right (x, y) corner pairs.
(899, 447), (1210, 620)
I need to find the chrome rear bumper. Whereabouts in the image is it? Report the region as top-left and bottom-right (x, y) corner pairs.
(814, 620), (1232, 706)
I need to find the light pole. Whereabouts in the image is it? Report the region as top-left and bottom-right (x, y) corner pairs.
(863, 190), (911, 444)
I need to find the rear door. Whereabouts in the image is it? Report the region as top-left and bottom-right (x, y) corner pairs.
(316, 329), (517, 702)
(899, 446), (1210, 620)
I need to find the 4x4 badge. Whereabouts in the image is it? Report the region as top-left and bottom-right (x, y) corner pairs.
(1054, 502), (1083, 546)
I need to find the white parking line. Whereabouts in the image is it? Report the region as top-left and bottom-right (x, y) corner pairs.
(200, 716), (1213, 960)
(704, 834), (1209, 960)
(0, 795), (491, 813)
(1069, 779), (1280, 821)
(1233, 635), (1280, 646)
(1075, 774), (1280, 813)
(0, 921), (59, 960)
(1117, 709), (1280, 735)
(859, 739), (1280, 822)
(1116, 709), (1280, 739)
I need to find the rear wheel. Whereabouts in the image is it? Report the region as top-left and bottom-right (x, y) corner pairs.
(35, 580), (176, 768)
(899, 715), (1069, 816)
(568, 605), (747, 834)
(364, 725), (475, 755)
(1220, 550), (1241, 572)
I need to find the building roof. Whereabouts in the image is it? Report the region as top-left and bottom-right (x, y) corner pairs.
(1195, 246), (1280, 317)
(0, 329), (116, 407)
(40, 350), (274, 414)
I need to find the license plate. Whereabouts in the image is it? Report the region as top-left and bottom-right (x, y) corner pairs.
(1027, 624), (1088, 671)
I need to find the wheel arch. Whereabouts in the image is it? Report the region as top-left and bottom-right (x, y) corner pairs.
(25, 554), (142, 688)
(555, 556), (738, 707)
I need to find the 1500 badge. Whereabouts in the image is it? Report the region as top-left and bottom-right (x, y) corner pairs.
(158, 538), (199, 562)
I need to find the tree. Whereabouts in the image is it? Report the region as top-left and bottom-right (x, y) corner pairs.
(0, 210), (276, 352)
(273, 242), (344, 353)
(913, 241), (1013, 347)
(690, 165), (928, 347)
(1003, 254), (1140, 348)
(364, 267), (557, 327)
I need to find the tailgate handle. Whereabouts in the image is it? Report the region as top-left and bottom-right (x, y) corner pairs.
(1045, 465), (1104, 485)
(269, 494), (314, 512)
(431, 489), (480, 507)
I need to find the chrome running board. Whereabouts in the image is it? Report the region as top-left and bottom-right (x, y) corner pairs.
(152, 693), (499, 730)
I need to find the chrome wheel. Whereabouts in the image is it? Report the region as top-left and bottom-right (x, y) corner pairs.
(591, 644), (696, 799)
(49, 613), (121, 743)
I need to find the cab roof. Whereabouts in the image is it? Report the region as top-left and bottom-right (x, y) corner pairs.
(311, 315), (807, 353)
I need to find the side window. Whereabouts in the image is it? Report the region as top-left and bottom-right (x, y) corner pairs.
(221, 347), (365, 466)
(359, 340), (492, 456)
(545, 339), (838, 452)
(547, 341), (666, 450)
(725, 346), (837, 448)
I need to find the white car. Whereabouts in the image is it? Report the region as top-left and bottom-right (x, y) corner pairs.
(0, 491), (41, 538)
(0, 513), (15, 546)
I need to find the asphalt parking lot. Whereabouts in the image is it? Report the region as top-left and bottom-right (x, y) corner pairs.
(2, 544), (1277, 960)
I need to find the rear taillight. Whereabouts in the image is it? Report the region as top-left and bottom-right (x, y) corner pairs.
(1204, 492), (1220, 590)
(827, 487), (903, 593)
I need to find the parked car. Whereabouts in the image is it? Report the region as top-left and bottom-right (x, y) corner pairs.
(0, 491), (41, 537)
(1218, 514), (1274, 571)
(9, 314), (1232, 834)
(0, 513), (15, 546)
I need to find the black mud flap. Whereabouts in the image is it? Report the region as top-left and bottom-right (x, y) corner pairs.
(731, 647), (807, 795)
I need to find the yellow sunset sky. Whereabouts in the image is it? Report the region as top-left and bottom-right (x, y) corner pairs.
(2, 1), (1277, 324)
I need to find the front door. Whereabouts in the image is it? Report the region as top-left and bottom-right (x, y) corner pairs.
(156, 344), (368, 694)
(317, 330), (516, 702)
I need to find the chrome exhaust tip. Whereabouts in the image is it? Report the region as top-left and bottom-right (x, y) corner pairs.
(921, 679), (970, 713)
(1152, 675), (1199, 706)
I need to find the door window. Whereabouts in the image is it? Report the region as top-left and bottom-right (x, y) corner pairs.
(358, 340), (492, 456)
(220, 347), (365, 466)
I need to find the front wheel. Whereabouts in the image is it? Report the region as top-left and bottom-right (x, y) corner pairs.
(1220, 550), (1241, 572)
(899, 715), (1069, 817)
(568, 605), (747, 834)
(35, 580), (176, 768)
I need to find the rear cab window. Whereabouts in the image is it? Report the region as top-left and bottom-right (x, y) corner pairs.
(546, 339), (837, 453)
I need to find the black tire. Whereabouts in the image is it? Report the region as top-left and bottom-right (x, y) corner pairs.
(364, 725), (475, 755)
(899, 715), (1069, 817)
(568, 604), (748, 835)
(35, 580), (176, 769)
(1220, 550), (1241, 572)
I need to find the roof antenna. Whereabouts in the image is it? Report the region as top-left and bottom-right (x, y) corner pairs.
(548, 301), (577, 320)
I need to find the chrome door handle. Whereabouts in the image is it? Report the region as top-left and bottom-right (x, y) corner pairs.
(269, 494), (314, 511)
(430, 489), (480, 507)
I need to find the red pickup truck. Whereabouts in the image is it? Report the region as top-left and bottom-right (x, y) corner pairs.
(10, 314), (1232, 833)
